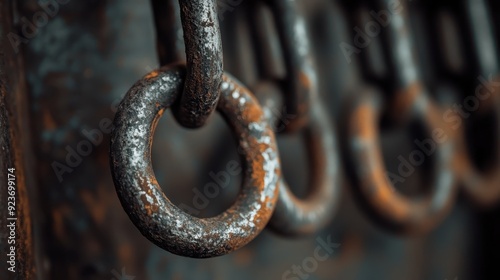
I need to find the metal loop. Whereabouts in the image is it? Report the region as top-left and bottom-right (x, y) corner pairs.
(162, 0), (223, 128)
(418, 0), (500, 207)
(110, 65), (280, 257)
(247, 0), (341, 235)
(454, 81), (500, 207)
(452, 0), (500, 207)
(344, 88), (457, 234)
(252, 82), (340, 236)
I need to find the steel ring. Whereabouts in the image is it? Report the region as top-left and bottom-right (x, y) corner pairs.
(344, 88), (457, 234)
(110, 65), (280, 258)
(253, 82), (341, 236)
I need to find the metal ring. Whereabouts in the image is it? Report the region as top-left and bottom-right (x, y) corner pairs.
(110, 65), (280, 258)
(173, 0), (223, 128)
(455, 81), (500, 207)
(344, 88), (457, 234)
(254, 82), (341, 236)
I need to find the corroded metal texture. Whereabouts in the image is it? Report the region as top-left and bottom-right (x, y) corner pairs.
(111, 65), (280, 257)
(172, 0), (223, 128)
(254, 82), (341, 236)
(0, 1), (36, 279)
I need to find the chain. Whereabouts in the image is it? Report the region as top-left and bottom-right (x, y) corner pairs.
(341, 0), (457, 234)
(108, 0), (500, 258)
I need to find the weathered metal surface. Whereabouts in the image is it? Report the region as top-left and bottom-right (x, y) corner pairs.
(18, 0), (160, 278)
(172, 0), (223, 128)
(0, 1), (37, 279)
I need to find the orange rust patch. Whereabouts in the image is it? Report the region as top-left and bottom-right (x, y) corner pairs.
(352, 104), (377, 139)
(242, 102), (262, 123)
(145, 70), (159, 79)
(299, 71), (312, 90)
(393, 82), (422, 114)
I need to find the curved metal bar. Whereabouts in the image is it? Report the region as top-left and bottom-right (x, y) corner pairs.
(172, 0), (224, 128)
(267, 0), (316, 132)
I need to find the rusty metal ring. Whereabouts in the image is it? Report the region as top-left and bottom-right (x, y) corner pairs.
(253, 82), (340, 236)
(455, 83), (500, 207)
(172, 0), (223, 128)
(345, 88), (457, 234)
(110, 65), (280, 258)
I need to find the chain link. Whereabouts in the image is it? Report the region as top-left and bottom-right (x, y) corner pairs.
(249, 0), (341, 236)
(441, 0), (500, 207)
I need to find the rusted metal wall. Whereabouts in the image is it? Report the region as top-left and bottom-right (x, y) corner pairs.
(0, 1), (37, 279)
